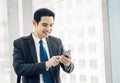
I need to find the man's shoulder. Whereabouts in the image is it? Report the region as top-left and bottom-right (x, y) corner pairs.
(47, 35), (63, 45)
(47, 35), (60, 41)
(14, 34), (32, 43)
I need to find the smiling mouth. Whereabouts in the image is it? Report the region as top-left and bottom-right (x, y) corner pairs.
(43, 31), (49, 35)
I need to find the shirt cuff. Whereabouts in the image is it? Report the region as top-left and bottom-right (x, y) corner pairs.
(64, 63), (71, 71)
(46, 67), (49, 71)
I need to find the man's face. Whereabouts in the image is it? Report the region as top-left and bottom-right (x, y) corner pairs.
(33, 16), (54, 38)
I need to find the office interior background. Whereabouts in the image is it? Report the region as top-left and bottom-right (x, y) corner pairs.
(0, 0), (120, 83)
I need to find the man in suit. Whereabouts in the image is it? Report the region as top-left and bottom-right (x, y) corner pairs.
(13, 8), (74, 83)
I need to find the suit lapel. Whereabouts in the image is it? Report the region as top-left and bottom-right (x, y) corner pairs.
(27, 34), (38, 63)
(46, 37), (53, 58)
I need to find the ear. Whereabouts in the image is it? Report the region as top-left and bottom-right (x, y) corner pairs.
(32, 20), (37, 27)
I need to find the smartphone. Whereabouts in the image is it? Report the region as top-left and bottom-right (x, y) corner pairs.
(63, 50), (71, 58)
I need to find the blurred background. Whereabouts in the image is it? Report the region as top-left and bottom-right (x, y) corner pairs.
(0, 0), (120, 83)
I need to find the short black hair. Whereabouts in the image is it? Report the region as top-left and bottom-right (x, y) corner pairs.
(33, 8), (55, 24)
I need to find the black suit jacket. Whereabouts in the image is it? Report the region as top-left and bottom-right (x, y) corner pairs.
(13, 34), (74, 83)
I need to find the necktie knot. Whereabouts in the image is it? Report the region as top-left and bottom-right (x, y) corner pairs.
(39, 40), (43, 44)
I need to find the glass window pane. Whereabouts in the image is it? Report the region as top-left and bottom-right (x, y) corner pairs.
(32, 0), (106, 83)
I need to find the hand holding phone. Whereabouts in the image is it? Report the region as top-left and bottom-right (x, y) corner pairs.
(63, 50), (71, 58)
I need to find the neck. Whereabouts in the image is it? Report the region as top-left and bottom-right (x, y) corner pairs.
(33, 31), (42, 39)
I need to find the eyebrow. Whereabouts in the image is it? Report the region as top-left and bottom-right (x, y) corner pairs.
(42, 23), (54, 25)
(42, 23), (47, 25)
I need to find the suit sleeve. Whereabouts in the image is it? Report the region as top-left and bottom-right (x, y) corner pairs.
(13, 39), (47, 76)
(60, 62), (74, 73)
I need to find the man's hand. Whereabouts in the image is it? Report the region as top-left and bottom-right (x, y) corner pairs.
(59, 54), (71, 67)
(46, 56), (60, 68)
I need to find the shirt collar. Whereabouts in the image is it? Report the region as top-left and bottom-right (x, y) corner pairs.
(32, 33), (47, 44)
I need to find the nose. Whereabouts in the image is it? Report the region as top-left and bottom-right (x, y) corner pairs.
(45, 26), (51, 32)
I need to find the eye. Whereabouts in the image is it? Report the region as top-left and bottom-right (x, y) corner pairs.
(42, 23), (47, 27)
(50, 24), (53, 27)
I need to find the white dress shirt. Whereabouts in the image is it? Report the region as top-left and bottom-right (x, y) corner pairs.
(32, 33), (50, 83)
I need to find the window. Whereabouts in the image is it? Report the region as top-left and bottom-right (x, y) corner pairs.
(32, 0), (106, 83)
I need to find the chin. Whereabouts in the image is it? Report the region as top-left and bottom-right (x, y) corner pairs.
(44, 35), (49, 38)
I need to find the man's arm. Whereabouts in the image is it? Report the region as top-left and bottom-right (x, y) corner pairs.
(13, 39), (47, 76)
